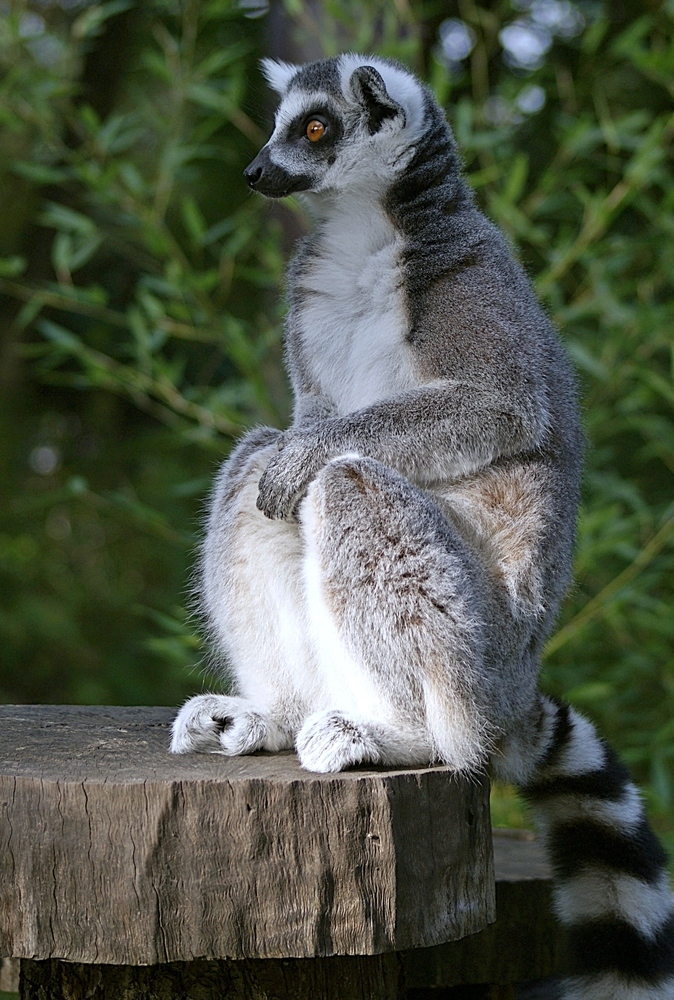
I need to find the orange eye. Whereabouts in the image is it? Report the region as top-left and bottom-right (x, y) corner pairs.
(306, 119), (326, 142)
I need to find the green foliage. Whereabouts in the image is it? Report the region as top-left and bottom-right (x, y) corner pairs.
(0, 0), (286, 705)
(0, 0), (673, 850)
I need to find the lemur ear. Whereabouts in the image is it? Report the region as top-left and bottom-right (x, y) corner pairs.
(349, 66), (406, 133)
(260, 58), (300, 95)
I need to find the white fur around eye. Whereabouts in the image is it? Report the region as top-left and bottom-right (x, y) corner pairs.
(274, 90), (334, 131)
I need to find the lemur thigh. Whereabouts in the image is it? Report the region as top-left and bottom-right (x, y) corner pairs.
(172, 431), (312, 755)
(296, 455), (493, 774)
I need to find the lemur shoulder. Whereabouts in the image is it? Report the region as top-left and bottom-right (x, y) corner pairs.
(172, 54), (674, 999)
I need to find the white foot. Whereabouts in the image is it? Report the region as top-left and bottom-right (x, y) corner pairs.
(295, 711), (380, 773)
(170, 694), (272, 755)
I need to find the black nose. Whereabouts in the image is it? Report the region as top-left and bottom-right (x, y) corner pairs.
(243, 149), (269, 190)
(243, 163), (263, 188)
(242, 147), (312, 199)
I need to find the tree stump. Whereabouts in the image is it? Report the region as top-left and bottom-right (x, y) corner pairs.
(0, 705), (494, 999)
(18, 954), (405, 1000)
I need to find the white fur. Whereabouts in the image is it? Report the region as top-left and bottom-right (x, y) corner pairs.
(300, 472), (396, 722)
(499, 699), (609, 786)
(170, 693), (288, 754)
(560, 710), (607, 773)
(562, 974), (674, 1000)
(172, 445), (437, 767)
(295, 710), (432, 772)
(337, 53), (426, 145)
(171, 693), (234, 753)
(554, 870), (674, 939)
(266, 58), (426, 196)
(272, 90), (335, 134)
(533, 781), (646, 837)
(200, 445), (321, 730)
(295, 710), (381, 772)
(422, 669), (491, 773)
(260, 58), (299, 95)
(177, 57), (674, 995)
(295, 196), (418, 415)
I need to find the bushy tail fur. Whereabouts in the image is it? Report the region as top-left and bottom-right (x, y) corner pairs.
(514, 697), (674, 999)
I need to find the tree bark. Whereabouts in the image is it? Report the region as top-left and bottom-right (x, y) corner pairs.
(19, 955), (404, 1000)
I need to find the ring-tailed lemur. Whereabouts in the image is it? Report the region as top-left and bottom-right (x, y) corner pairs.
(172, 55), (674, 998)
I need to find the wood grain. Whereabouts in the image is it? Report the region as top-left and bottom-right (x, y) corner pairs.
(402, 831), (566, 988)
(16, 832), (566, 998)
(0, 705), (493, 965)
(19, 954), (404, 1000)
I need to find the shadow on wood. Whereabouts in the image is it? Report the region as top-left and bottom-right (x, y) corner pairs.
(19, 955), (404, 1000)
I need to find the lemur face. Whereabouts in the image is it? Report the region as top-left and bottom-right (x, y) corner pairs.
(244, 54), (426, 198)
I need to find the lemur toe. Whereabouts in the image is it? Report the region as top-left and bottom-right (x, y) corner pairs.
(296, 711), (380, 772)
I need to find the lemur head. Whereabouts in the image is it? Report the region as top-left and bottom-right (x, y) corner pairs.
(244, 54), (428, 199)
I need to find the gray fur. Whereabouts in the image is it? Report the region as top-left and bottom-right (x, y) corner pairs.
(173, 57), (674, 994)
(175, 51), (582, 774)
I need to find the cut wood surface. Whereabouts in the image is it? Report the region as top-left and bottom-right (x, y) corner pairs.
(0, 705), (493, 966)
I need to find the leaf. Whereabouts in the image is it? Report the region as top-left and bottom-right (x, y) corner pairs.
(566, 682), (614, 704)
(181, 195), (207, 244)
(12, 162), (68, 184)
(567, 341), (610, 381)
(0, 256), (26, 278)
(71, 1), (133, 40)
(611, 15), (655, 60)
(38, 318), (82, 351)
(199, 215), (237, 247)
(192, 44), (251, 81)
(503, 153), (529, 204)
(40, 203), (98, 236)
(51, 230), (103, 276)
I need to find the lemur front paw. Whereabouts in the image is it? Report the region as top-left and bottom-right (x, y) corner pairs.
(256, 432), (325, 520)
(170, 694), (267, 755)
(296, 711), (380, 772)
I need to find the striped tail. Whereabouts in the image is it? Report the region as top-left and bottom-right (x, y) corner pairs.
(515, 697), (674, 999)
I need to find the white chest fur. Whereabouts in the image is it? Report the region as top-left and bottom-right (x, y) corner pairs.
(295, 196), (417, 415)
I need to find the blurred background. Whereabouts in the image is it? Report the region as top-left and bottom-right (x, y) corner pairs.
(0, 0), (672, 851)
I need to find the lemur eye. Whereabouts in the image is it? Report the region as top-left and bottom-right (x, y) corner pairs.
(306, 120), (326, 142)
